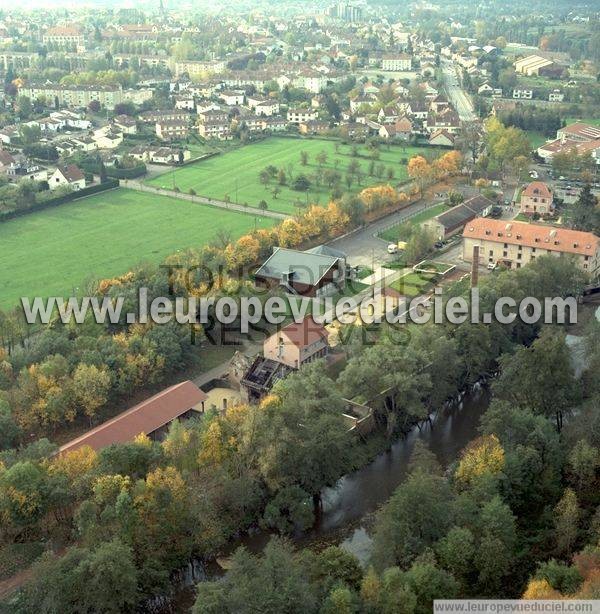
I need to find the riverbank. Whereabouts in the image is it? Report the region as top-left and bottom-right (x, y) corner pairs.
(164, 384), (491, 612)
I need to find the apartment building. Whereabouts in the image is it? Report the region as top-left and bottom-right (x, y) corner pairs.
(287, 108), (318, 124)
(463, 218), (600, 276)
(381, 54), (412, 71)
(20, 83), (123, 110)
(42, 26), (85, 48)
(197, 121), (232, 140)
(156, 120), (189, 141)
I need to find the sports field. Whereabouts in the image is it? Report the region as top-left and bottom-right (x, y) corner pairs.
(147, 137), (433, 214)
(0, 188), (274, 309)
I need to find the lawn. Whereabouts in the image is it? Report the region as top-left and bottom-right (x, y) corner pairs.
(565, 117), (600, 127)
(0, 188), (274, 309)
(390, 271), (437, 298)
(147, 137), (433, 214)
(526, 131), (549, 149)
(378, 203), (448, 243)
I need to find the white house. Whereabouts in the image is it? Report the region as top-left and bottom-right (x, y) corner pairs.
(513, 89), (533, 99)
(49, 164), (86, 191)
(219, 90), (245, 106)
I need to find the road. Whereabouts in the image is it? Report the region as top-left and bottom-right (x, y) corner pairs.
(441, 59), (478, 122)
(327, 184), (482, 267)
(327, 198), (447, 267)
(120, 179), (290, 220)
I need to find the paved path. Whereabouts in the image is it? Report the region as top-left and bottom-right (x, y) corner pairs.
(327, 198), (446, 267)
(121, 179), (290, 221)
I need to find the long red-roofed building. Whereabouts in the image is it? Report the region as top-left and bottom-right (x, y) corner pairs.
(59, 381), (207, 455)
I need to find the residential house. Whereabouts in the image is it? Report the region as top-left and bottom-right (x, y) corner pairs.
(70, 135), (98, 152)
(174, 95), (195, 110)
(219, 90), (245, 106)
(0, 125), (19, 145)
(425, 108), (461, 134)
(113, 114), (137, 134)
(6, 157), (47, 182)
(513, 89), (533, 99)
(254, 100), (280, 116)
(48, 164), (86, 191)
(93, 128), (123, 149)
(520, 181), (554, 216)
(350, 95), (373, 113)
(262, 117), (288, 132)
(263, 316), (329, 369)
(299, 120), (329, 135)
(549, 90), (565, 102)
(241, 317), (329, 401)
(428, 129), (456, 147)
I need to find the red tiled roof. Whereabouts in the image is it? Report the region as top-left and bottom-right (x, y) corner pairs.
(463, 218), (599, 257)
(57, 164), (84, 182)
(281, 316), (329, 348)
(59, 381), (207, 455)
(522, 181), (552, 200)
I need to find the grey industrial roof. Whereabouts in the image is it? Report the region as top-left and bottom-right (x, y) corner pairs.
(255, 247), (340, 286)
(435, 195), (493, 231)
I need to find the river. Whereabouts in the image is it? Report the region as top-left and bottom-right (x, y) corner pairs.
(169, 386), (491, 611)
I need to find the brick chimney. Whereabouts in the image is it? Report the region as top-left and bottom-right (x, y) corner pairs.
(471, 245), (479, 288)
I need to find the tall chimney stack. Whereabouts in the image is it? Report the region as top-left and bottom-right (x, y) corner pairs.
(471, 245), (479, 288)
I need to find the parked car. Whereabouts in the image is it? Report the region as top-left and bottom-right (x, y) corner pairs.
(529, 170), (538, 179)
(387, 244), (398, 254)
(487, 262), (497, 270)
(490, 206), (503, 218)
(434, 241), (443, 249)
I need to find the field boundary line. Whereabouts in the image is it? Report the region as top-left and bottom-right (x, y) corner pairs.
(120, 180), (290, 220)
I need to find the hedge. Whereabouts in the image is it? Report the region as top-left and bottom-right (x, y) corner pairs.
(106, 165), (146, 179)
(77, 159), (147, 180)
(0, 180), (120, 223)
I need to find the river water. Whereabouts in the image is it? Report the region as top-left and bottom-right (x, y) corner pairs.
(169, 386), (490, 611)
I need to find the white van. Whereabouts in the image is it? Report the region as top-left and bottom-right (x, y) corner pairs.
(387, 244), (398, 254)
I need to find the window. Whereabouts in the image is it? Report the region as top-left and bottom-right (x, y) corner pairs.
(503, 251), (508, 258)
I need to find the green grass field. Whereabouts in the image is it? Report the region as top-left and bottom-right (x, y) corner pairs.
(147, 137), (433, 214)
(0, 188), (274, 309)
(565, 117), (600, 127)
(526, 131), (549, 149)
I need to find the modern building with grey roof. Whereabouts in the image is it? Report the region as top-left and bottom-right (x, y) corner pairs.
(254, 246), (346, 297)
